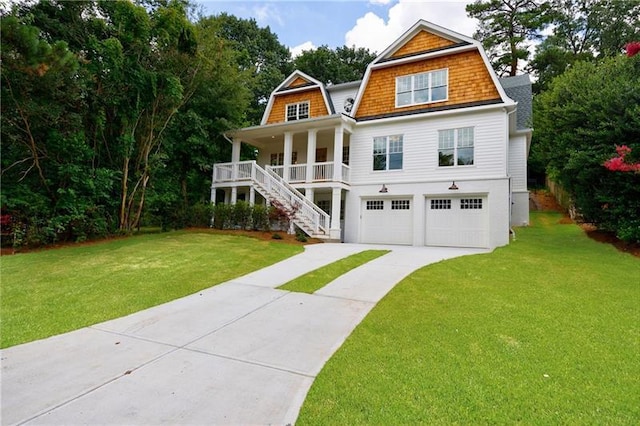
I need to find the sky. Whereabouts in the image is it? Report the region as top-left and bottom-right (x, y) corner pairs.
(197, 0), (478, 56)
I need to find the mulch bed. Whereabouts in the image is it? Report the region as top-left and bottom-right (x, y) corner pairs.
(3, 194), (638, 258)
(0, 228), (323, 256)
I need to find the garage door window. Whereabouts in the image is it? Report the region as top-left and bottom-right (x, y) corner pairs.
(366, 200), (384, 210)
(461, 198), (483, 209)
(391, 200), (410, 210)
(438, 127), (474, 166)
(430, 199), (451, 209)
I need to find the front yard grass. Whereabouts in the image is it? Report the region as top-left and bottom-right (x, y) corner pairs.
(278, 250), (390, 294)
(0, 231), (303, 348)
(297, 212), (640, 425)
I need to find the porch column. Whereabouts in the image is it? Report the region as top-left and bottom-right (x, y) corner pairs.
(306, 187), (314, 202)
(333, 126), (343, 181)
(231, 138), (241, 180)
(231, 186), (237, 204)
(330, 187), (342, 240)
(210, 185), (216, 204)
(231, 138), (241, 163)
(249, 186), (255, 205)
(224, 189), (230, 204)
(306, 129), (317, 183)
(283, 131), (293, 182)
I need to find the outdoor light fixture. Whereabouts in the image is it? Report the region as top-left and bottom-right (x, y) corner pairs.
(448, 181), (459, 190)
(379, 184), (388, 193)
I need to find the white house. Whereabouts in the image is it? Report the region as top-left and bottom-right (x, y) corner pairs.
(211, 20), (532, 249)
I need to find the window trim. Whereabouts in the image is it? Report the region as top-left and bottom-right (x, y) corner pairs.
(285, 101), (310, 121)
(373, 135), (404, 172)
(395, 68), (448, 108)
(438, 126), (475, 167)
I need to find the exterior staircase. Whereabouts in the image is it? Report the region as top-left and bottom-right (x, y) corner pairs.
(214, 161), (330, 238)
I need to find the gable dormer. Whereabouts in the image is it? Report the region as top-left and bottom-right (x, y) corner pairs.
(261, 71), (334, 125)
(353, 20), (511, 120)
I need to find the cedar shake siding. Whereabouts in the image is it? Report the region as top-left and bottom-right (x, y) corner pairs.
(265, 88), (329, 124)
(289, 77), (310, 88)
(355, 50), (501, 120)
(391, 30), (456, 58)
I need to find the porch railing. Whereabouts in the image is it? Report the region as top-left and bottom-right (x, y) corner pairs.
(212, 161), (330, 236)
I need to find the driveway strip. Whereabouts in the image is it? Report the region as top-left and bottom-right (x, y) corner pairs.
(1, 243), (487, 425)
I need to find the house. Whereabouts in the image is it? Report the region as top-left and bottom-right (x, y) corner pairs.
(211, 20), (532, 249)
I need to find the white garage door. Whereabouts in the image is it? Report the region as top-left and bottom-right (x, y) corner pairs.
(425, 197), (488, 248)
(361, 198), (413, 245)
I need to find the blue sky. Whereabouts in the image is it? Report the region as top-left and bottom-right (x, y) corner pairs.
(197, 1), (478, 56)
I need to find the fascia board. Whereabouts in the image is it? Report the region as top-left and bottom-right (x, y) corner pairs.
(354, 102), (509, 127)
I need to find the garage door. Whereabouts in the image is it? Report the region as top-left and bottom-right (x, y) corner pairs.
(425, 197), (488, 248)
(361, 198), (413, 245)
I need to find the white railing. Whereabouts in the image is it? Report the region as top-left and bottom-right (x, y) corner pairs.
(214, 161), (255, 181)
(214, 161), (350, 185)
(268, 165), (284, 179)
(262, 166), (330, 233)
(342, 164), (351, 183)
(313, 162), (334, 181)
(213, 161), (330, 235)
(288, 164), (306, 182)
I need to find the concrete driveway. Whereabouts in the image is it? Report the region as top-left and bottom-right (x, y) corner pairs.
(1, 243), (487, 425)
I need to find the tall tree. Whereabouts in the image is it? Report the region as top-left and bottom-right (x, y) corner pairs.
(292, 45), (376, 84)
(466, 0), (552, 76)
(203, 13), (291, 125)
(530, 0), (640, 91)
(533, 54), (640, 242)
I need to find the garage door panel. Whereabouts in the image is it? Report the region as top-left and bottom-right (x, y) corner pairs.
(361, 198), (413, 245)
(425, 197), (488, 248)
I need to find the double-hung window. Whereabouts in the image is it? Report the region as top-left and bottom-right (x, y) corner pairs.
(438, 127), (474, 166)
(373, 135), (403, 171)
(286, 101), (309, 121)
(396, 69), (448, 107)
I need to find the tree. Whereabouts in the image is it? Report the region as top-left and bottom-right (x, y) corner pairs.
(203, 13), (291, 125)
(466, 0), (552, 76)
(533, 54), (640, 242)
(529, 0), (640, 91)
(292, 45), (376, 84)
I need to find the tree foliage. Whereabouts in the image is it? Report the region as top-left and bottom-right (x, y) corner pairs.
(533, 55), (640, 242)
(292, 45), (376, 84)
(466, 0), (552, 76)
(530, 0), (640, 91)
(203, 13), (291, 125)
(1, 0), (249, 246)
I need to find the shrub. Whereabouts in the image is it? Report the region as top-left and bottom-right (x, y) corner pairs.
(251, 204), (270, 231)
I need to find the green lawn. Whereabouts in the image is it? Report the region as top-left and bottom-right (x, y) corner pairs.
(297, 212), (640, 425)
(278, 250), (390, 294)
(0, 231), (302, 348)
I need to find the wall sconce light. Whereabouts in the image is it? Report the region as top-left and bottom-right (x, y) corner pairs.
(379, 184), (388, 193)
(448, 181), (459, 190)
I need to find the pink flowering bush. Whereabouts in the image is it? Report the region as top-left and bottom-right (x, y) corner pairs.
(604, 145), (640, 173)
(626, 42), (640, 58)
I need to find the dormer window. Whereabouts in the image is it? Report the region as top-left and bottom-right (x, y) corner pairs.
(396, 69), (448, 107)
(286, 101), (310, 121)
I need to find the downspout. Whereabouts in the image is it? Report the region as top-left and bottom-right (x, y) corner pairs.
(505, 106), (517, 241)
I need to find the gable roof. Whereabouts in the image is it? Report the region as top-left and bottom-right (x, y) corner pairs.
(261, 70), (334, 125)
(499, 75), (532, 130)
(351, 20), (514, 118)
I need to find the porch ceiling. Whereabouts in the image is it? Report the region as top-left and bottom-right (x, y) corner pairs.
(226, 114), (355, 149)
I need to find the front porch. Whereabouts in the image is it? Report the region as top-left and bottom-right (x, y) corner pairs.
(211, 114), (354, 240)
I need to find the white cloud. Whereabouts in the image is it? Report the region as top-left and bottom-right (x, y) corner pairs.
(252, 3), (284, 27)
(290, 41), (317, 58)
(345, 0), (478, 54)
